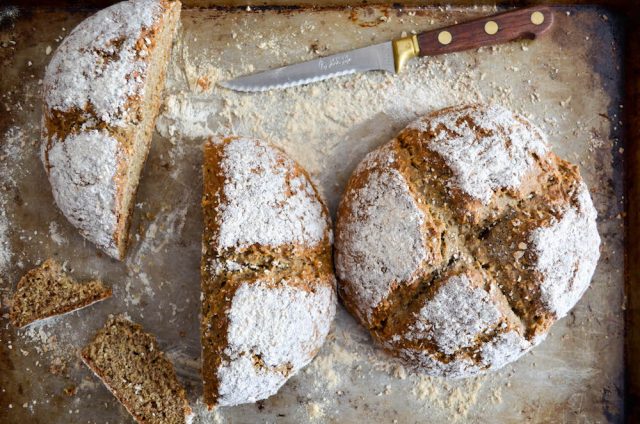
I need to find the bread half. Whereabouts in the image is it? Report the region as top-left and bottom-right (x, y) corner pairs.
(41, 0), (181, 259)
(201, 137), (336, 407)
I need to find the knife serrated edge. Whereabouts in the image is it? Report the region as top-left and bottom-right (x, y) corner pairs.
(219, 42), (395, 92)
(219, 69), (360, 92)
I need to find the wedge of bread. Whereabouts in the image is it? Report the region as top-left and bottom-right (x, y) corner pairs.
(41, 0), (181, 259)
(10, 259), (111, 328)
(81, 315), (192, 424)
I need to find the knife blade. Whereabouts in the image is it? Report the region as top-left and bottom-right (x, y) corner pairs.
(220, 6), (554, 92)
(219, 42), (395, 92)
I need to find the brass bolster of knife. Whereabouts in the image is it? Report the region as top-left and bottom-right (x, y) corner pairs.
(392, 35), (420, 73)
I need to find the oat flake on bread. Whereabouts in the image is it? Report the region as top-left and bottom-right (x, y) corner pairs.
(335, 103), (600, 378)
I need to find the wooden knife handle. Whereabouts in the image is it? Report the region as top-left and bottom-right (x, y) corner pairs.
(416, 7), (554, 56)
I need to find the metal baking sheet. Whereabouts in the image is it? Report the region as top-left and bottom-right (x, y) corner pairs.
(0, 4), (625, 423)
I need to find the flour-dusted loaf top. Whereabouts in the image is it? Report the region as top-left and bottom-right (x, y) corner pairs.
(383, 270), (532, 378)
(201, 137), (336, 407)
(44, 0), (167, 127)
(42, 0), (181, 259)
(529, 182), (600, 318)
(333, 143), (442, 325)
(45, 130), (121, 254)
(408, 104), (549, 204)
(213, 137), (327, 251)
(335, 104), (600, 378)
(217, 281), (335, 406)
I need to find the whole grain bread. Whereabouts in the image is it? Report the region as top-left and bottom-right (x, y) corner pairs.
(201, 136), (336, 407)
(41, 0), (181, 260)
(10, 259), (111, 328)
(81, 315), (192, 424)
(335, 104), (600, 378)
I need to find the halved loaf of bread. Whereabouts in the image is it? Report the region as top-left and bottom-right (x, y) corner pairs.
(10, 259), (111, 328)
(201, 137), (336, 407)
(41, 0), (181, 260)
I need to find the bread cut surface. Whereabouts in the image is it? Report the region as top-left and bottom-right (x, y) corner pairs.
(10, 259), (111, 328)
(201, 137), (336, 407)
(81, 315), (192, 424)
(335, 104), (600, 378)
(41, 0), (181, 260)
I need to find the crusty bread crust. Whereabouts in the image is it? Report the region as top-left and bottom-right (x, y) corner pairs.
(335, 104), (600, 378)
(201, 136), (336, 407)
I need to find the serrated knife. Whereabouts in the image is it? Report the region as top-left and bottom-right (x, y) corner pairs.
(220, 6), (553, 92)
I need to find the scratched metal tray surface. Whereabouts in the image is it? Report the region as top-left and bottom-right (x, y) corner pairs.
(0, 3), (625, 423)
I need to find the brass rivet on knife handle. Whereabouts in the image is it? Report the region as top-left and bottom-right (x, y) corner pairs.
(392, 34), (420, 73)
(438, 31), (453, 45)
(485, 21), (499, 35)
(531, 11), (545, 25)
(415, 6), (554, 57)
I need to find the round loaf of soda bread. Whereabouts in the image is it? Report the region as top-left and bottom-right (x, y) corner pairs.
(334, 104), (600, 378)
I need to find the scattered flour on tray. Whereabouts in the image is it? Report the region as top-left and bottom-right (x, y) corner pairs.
(0, 209), (11, 274)
(298, 318), (504, 422)
(18, 317), (81, 377)
(0, 126), (28, 273)
(186, 399), (224, 424)
(130, 193), (191, 263)
(1, 126), (27, 184)
(156, 43), (487, 210)
(48, 221), (67, 246)
(305, 401), (325, 420)
(412, 374), (487, 418)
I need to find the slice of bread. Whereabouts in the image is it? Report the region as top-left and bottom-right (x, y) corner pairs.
(10, 259), (111, 328)
(81, 315), (192, 424)
(41, 0), (182, 259)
